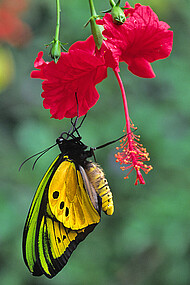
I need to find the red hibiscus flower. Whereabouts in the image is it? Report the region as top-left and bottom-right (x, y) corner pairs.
(95, 2), (173, 183)
(97, 2), (173, 78)
(31, 36), (107, 119)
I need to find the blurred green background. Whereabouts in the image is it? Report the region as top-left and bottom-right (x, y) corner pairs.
(0, 0), (189, 284)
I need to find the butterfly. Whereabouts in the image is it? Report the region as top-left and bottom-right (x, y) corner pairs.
(22, 122), (114, 278)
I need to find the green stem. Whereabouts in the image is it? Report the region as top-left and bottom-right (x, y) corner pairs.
(55, 0), (61, 41)
(109, 0), (116, 7)
(88, 0), (103, 50)
(89, 0), (97, 16)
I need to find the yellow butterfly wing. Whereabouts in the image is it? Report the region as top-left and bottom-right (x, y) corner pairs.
(23, 155), (101, 278)
(48, 158), (100, 230)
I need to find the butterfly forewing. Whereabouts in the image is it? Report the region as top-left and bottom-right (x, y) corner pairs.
(48, 157), (100, 230)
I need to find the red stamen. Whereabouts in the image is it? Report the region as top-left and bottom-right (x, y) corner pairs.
(114, 70), (152, 185)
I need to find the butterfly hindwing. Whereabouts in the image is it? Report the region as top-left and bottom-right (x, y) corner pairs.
(37, 205), (98, 278)
(23, 155), (101, 278)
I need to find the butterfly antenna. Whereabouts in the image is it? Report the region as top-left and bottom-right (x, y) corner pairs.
(94, 128), (137, 150)
(31, 143), (58, 170)
(19, 143), (57, 171)
(94, 134), (126, 150)
(31, 152), (47, 170)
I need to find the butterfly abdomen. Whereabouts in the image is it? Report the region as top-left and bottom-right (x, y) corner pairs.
(85, 162), (114, 216)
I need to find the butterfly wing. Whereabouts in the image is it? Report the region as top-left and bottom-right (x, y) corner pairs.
(23, 155), (101, 278)
(48, 158), (101, 230)
(22, 155), (59, 276)
(34, 191), (99, 278)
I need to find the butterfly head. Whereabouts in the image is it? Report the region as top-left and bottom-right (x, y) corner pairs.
(56, 135), (94, 166)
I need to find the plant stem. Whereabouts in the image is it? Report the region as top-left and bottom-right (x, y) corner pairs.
(88, 0), (103, 49)
(109, 0), (116, 7)
(55, 0), (61, 41)
(89, 0), (97, 16)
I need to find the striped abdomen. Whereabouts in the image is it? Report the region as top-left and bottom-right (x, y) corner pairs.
(84, 162), (114, 216)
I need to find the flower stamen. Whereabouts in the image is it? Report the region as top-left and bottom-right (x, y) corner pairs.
(114, 70), (152, 185)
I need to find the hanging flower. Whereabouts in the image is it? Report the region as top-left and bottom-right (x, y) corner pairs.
(31, 36), (107, 119)
(95, 2), (173, 183)
(97, 2), (173, 78)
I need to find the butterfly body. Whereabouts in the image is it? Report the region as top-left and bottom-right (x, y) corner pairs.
(23, 135), (113, 278)
(85, 162), (114, 215)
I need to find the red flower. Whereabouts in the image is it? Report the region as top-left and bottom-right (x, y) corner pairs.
(95, 2), (172, 183)
(0, 0), (31, 46)
(97, 2), (173, 78)
(31, 36), (107, 119)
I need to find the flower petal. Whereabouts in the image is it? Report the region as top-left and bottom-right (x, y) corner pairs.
(31, 36), (107, 119)
(123, 5), (173, 62)
(99, 4), (173, 78)
(31, 51), (47, 79)
(126, 57), (155, 78)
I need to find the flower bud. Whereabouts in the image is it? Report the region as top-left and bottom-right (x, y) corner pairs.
(50, 40), (61, 63)
(90, 17), (104, 50)
(111, 5), (126, 25)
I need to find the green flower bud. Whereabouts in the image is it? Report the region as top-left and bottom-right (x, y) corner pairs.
(50, 40), (61, 64)
(87, 0), (103, 50)
(90, 16), (104, 50)
(111, 5), (126, 25)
